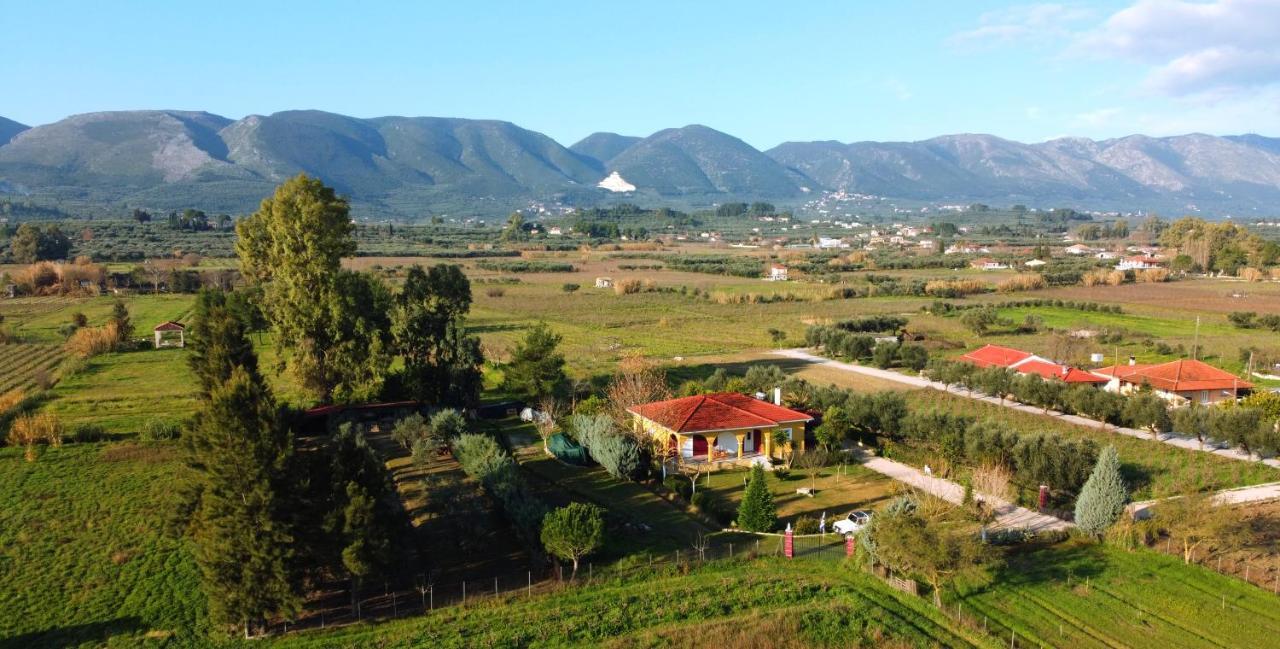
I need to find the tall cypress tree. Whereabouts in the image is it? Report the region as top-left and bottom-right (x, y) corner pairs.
(737, 464), (777, 532)
(187, 289), (260, 397)
(1074, 445), (1127, 538)
(186, 366), (300, 637)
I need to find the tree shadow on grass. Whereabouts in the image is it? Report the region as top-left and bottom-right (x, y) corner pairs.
(961, 541), (1110, 599)
(0, 617), (145, 649)
(1119, 462), (1154, 499)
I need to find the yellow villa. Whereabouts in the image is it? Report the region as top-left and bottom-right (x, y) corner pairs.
(627, 392), (813, 464)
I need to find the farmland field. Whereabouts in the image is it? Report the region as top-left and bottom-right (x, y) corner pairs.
(0, 343), (66, 393)
(0, 442), (206, 648)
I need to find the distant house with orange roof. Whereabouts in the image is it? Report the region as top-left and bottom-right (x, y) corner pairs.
(628, 392), (812, 463)
(959, 344), (1107, 385)
(1088, 358), (1252, 405)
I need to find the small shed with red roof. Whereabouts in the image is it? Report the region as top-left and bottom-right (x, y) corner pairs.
(628, 392), (812, 463)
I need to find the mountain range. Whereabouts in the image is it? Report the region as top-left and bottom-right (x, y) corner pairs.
(2, 109), (1279, 217)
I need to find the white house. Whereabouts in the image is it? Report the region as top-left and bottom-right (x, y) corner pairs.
(1065, 244), (1094, 255)
(970, 258), (1009, 270)
(595, 277), (614, 289)
(766, 264), (789, 281)
(1116, 256), (1163, 271)
(1024, 259), (1047, 268)
(1094, 251), (1118, 260)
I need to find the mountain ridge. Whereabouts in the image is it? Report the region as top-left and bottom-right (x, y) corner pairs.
(2, 109), (1279, 216)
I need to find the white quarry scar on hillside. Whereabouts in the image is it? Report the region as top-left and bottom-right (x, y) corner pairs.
(597, 171), (636, 192)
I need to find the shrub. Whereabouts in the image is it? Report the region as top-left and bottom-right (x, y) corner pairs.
(391, 412), (428, 450)
(614, 279), (643, 295)
(663, 476), (692, 500)
(793, 515), (820, 534)
(6, 413), (62, 461)
(561, 283), (580, 293)
(69, 423), (108, 443)
(64, 322), (120, 358)
(486, 287), (506, 298)
(1138, 268), (1170, 283)
(996, 273), (1047, 293)
(139, 418), (179, 441)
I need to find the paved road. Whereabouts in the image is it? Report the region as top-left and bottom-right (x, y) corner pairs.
(862, 456), (1073, 532)
(774, 348), (1280, 470)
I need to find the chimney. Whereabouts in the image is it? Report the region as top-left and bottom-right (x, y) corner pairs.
(773, 387), (782, 406)
(1128, 356), (1136, 366)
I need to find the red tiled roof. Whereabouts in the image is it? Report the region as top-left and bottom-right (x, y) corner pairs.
(153, 320), (185, 331)
(959, 344), (1033, 368)
(1016, 359), (1108, 384)
(1090, 359), (1251, 392)
(628, 392), (812, 433)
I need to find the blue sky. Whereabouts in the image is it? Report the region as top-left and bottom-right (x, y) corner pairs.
(4, 0), (1278, 148)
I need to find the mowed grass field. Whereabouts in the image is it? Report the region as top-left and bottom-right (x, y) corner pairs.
(266, 559), (992, 649)
(0, 442), (206, 648)
(957, 540), (1280, 649)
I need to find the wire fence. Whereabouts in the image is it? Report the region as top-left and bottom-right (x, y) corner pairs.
(268, 531), (1280, 640)
(269, 533), (853, 636)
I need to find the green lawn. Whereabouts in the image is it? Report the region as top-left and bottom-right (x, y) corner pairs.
(701, 463), (899, 528)
(0, 442), (206, 648)
(43, 348), (199, 434)
(3, 294), (195, 345)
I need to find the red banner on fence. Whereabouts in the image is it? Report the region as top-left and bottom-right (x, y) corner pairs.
(784, 528), (794, 558)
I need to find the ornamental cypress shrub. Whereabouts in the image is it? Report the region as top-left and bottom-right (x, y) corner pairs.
(1074, 445), (1127, 538)
(737, 464), (777, 532)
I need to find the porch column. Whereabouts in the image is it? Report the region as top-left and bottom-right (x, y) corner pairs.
(734, 432), (746, 458)
(674, 433), (685, 458)
(703, 434), (716, 460)
(763, 429), (772, 458)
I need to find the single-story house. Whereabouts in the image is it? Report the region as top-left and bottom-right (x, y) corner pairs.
(628, 392), (812, 463)
(766, 264), (789, 281)
(1116, 256), (1163, 271)
(1089, 359), (1252, 405)
(959, 344), (1107, 385)
(1064, 244), (1094, 255)
(970, 258), (1009, 271)
(1023, 259), (1047, 268)
(595, 277), (614, 289)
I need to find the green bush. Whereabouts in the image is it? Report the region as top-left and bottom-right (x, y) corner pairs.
(794, 515), (820, 534)
(139, 419), (178, 441)
(69, 423), (107, 443)
(663, 476), (692, 500)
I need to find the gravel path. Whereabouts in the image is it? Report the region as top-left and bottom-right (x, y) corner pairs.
(861, 456), (1073, 532)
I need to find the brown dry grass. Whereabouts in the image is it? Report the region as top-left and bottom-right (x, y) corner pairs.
(997, 273), (1047, 293)
(64, 322), (120, 358)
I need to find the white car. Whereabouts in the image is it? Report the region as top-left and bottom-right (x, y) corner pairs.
(831, 510), (872, 536)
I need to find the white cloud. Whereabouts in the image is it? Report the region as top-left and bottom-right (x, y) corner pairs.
(950, 3), (1094, 47)
(1076, 0), (1280, 96)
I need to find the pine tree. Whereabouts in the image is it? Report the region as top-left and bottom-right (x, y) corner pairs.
(736, 464), (777, 532)
(186, 366), (299, 637)
(1074, 445), (1127, 538)
(109, 300), (133, 344)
